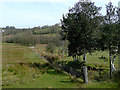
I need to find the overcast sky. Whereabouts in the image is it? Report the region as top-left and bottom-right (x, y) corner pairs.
(0, 0), (119, 28)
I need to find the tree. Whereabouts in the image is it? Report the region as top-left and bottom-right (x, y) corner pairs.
(118, 8), (120, 64)
(46, 43), (56, 54)
(9, 26), (15, 29)
(61, 0), (101, 83)
(117, 7), (120, 67)
(118, 7), (120, 87)
(99, 2), (119, 79)
(5, 26), (15, 29)
(6, 26), (9, 29)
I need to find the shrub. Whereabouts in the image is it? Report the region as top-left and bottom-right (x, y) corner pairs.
(67, 61), (83, 69)
(34, 35), (54, 44)
(3, 32), (36, 46)
(46, 43), (56, 54)
(112, 70), (120, 82)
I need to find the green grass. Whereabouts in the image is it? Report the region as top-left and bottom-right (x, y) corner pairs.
(86, 51), (118, 68)
(82, 80), (118, 88)
(2, 43), (29, 64)
(7, 69), (81, 88)
(2, 43), (119, 88)
(33, 33), (57, 37)
(64, 51), (118, 69)
(34, 44), (119, 88)
(24, 52), (46, 64)
(2, 43), (82, 88)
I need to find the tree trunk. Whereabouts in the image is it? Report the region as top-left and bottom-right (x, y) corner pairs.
(83, 52), (88, 83)
(109, 48), (112, 79)
(62, 40), (64, 60)
(111, 55), (116, 71)
(62, 40), (64, 69)
(83, 53), (86, 62)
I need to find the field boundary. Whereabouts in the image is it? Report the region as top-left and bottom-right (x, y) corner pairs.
(30, 46), (83, 81)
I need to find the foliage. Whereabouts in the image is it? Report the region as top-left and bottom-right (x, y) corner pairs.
(61, 1), (102, 58)
(98, 2), (119, 79)
(32, 24), (61, 35)
(2, 28), (32, 36)
(99, 2), (119, 53)
(3, 32), (35, 46)
(60, 1), (102, 83)
(66, 61), (83, 69)
(2, 24), (61, 36)
(34, 35), (54, 44)
(46, 43), (56, 54)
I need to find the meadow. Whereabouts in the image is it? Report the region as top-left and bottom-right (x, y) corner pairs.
(34, 43), (119, 88)
(2, 43), (82, 88)
(2, 43), (119, 88)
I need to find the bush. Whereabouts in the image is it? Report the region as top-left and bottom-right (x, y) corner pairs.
(67, 61), (83, 69)
(3, 32), (36, 46)
(46, 43), (56, 54)
(112, 70), (120, 83)
(52, 35), (63, 47)
(34, 35), (54, 44)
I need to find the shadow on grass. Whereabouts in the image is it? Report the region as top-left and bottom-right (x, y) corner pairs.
(60, 80), (75, 83)
(60, 79), (83, 84)
(46, 69), (65, 76)
(19, 62), (52, 70)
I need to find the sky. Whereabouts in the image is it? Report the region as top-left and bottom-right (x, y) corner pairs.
(0, 0), (119, 28)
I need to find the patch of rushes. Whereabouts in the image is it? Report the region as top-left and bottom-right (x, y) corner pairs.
(2, 43), (43, 87)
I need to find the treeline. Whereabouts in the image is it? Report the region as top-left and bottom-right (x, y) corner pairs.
(2, 24), (61, 36)
(32, 24), (61, 35)
(2, 29), (31, 36)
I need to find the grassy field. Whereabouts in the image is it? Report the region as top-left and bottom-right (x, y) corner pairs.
(34, 44), (119, 88)
(2, 43), (82, 88)
(2, 43), (119, 88)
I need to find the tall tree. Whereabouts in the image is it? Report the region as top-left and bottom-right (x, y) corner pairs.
(117, 6), (120, 71)
(100, 2), (118, 79)
(61, 0), (101, 83)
